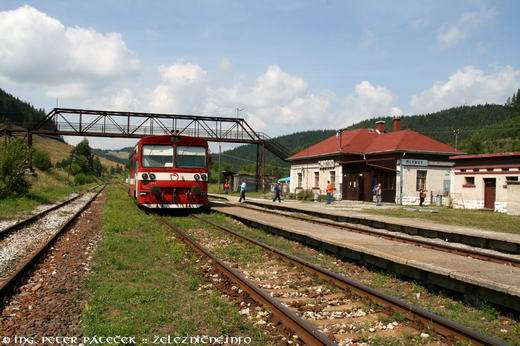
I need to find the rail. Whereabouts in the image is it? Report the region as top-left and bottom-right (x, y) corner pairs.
(0, 185), (105, 303)
(192, 214), (505, 346)
(159, 217), (333, 346)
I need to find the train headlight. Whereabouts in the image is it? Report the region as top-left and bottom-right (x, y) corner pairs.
(201, 173), (207, 181)
(149, 173), (156, 180)
(194, 174), (200, 181)
(142, 173), (149, 180)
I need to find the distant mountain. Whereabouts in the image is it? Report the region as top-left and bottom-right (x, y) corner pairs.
(210, 103), (520, 175)
(213, 129), (336, 172)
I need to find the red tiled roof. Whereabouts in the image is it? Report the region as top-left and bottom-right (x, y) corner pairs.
(450, 152), (520, 160)
(288, 128), (458, 161)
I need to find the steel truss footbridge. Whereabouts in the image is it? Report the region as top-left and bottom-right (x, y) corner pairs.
(4, 108), (292, 191)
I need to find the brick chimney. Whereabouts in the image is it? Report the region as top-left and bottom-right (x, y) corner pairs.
(375, 120), (385, 133)
(392, 116), (401, 132)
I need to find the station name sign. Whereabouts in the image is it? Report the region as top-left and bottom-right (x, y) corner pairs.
(401, 159), (428, 167)
(318, 160), (335, 169)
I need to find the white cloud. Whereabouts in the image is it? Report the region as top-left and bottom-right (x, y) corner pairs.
(149, 62), (208, 113)
(0, 5), (140, 98)
(249, 65), (308, 108)
(410, 65), (520, 114)
(437, 8), (497, 48)
(83, 64), (400, 135)
(206, 65), (330, 131)
(341, 81), (402, 126)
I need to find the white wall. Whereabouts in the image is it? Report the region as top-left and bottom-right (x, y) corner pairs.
(451, 169), (520, 212)
(290, 162), (342, 199)
(507, 182), (520, 215)
(396, 163), (451, 205)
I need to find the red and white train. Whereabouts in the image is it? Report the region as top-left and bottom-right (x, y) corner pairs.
(128, 135), (209, 208)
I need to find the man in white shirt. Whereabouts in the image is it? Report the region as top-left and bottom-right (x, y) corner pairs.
(239, 180), (247, 202)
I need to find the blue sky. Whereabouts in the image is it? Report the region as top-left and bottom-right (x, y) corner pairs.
(1, 1), (519, 148)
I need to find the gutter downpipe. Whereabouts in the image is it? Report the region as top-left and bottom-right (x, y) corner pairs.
(399, 152), (406, 205)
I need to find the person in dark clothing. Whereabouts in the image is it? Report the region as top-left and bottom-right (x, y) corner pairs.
(419, 188), (426, 207)
(273, 183), (282, 202)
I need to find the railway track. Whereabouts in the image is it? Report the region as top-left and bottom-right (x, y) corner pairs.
(160, 214), (505, 345)
(0, 185), (105, 302)
(221, 200), (520, 268)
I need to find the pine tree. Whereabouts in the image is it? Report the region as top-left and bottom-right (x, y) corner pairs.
(514, 89), (520, 110)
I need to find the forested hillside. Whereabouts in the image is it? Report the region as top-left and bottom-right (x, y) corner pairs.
(0, 88), (47, 126)
(348, 104), (520, 152)
(92, 147), (132, 165)
(213, 129), (336, 175)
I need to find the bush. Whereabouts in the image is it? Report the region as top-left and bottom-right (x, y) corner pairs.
(74, 173), (95, 185)
(0, 138), (31, 198)
(33, 150), (52, 171)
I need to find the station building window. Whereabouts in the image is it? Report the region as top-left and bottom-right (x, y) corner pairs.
(330, 171), (336, 187)
(314, 172), (319, 188)
(506, 176), (519, 182)
(416, 170), (427, 191)
(464, 176), (475, 187)
(297, 173), (303, 188)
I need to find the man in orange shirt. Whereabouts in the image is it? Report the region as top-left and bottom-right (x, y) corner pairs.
(326, 180), (334, 204)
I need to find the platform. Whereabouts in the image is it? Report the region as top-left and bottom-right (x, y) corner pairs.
(209, 193), (520, 254)
(210, 199), (520, 312)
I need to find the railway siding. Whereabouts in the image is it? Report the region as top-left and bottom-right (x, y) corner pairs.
(211, 204), (520, 313)
(0, 188), (105, 337)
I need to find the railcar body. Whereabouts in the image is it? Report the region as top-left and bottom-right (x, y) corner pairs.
(128, 135), (209, 208)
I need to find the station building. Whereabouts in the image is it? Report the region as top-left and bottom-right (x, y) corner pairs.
(287, 118), (459, 204)
(450, 152), (520, 214)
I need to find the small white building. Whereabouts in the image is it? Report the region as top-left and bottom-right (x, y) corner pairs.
(450, 152), (520, 214)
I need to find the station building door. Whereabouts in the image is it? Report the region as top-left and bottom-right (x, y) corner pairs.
(343, 172), (372, 202)
(484, 178), (496, 210)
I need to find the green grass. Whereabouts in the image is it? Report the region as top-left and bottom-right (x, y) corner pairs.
(82, 186), (269, 344)
(201, 212), (519, 345)
(0, 169), (97, 219)
(362, 206), (520, 235)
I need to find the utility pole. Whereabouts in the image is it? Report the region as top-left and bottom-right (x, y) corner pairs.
(218, 143), (221, 191)
(453, 129), (460, 150)
(236, 107), (244, 118)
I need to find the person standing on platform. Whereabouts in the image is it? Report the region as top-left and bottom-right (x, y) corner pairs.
(273, 182), (282, 202)
(223, 180), (230, 195)
(419, 188), (426, 207)
(375, 183), (382, 206)
(239, 180), (247, 202)
(326, 180), (334, 204)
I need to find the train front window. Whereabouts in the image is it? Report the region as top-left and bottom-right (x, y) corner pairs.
(142, 145), (174, 167)
(176, 146), (206, 168)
